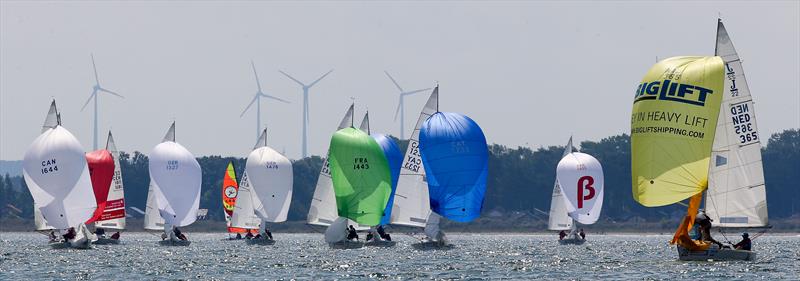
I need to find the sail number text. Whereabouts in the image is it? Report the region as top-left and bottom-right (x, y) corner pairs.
(403, 141), (422, 172)
(40, 158), (58, 174)
(166, 160), (179, 170)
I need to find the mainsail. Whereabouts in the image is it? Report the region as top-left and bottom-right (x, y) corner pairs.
(229, 171), (263, 231)
(329, 114), (393, 226)
(148, 122), (202, 227)
(96, 131), (126, 229)
(705, 19), (768, 228)
(419, 111), (489, 223)
(390, 88), (438, 227)
(246, 128), (294, 223)
(23, 100), (97, 230)
(557, 152), (604, 225)
(548, 137), (574, 231)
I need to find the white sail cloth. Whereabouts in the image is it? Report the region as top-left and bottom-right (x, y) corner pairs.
(548, 137), (574, 231)
(246, 147), (293, 223)
(149, 141), (202, 227)
(23, 126), (97, 229)
(97, 132), (126, 229)
(706, 20), (769, 228)
(390, 88), (438, 227)
(230, 172), (263, 230)
(143, 182), (166, 230)
(556, 152), (604, 225)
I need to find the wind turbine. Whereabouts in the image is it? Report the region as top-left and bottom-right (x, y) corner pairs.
(279, 69), (334, 158)
(81, 54), (124, 150)
(385, 71), (431, 139)
(241, 61), (290, 140)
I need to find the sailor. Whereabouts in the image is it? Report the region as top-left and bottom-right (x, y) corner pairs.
(733, 233), (752, 251)
(346, 225), (359, 241)
(94, 227), (106, 238)
(235, 233), (242, 239)
(695, 210), (723, 248)
(110, 232), (121, 240)
(579, 229), (586, 240)
(366, 232), (374, 242)
(377, 225), (391, 241)
(62, 227), (76, 241)
(48, 230), (59, 242)
(245, 231), (254, 239)
(264, 228), (273, 240)
(558, 230), (567, 240)
(174, 227), (187, 241)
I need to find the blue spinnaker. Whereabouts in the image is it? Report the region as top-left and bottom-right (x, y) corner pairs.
(419, 112), (488, 223)
(372, 134), (403, 225)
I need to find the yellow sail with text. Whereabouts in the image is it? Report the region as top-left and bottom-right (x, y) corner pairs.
(631, 56), (724, 207)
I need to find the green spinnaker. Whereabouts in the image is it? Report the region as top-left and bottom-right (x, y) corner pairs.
(329, 127), (392, 226)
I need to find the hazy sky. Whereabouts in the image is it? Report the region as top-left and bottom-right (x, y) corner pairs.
(2, 1), (798, 160)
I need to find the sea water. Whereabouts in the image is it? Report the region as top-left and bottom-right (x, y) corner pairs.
(0, 233), (797, 280)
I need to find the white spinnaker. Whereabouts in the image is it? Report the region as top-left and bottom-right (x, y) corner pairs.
(230, 172), (262, 230)
(148, 124), (202, 227)
(556, 152), (604, 225)
(246, 146), (293, 223)
(547, 137), (574, 231)
(143, 182), (165, 231)
(390, 87), (438, 227)
(96, 132), (126, 229)
(705, 20), (769, 228)
(23, 126), (97, 230)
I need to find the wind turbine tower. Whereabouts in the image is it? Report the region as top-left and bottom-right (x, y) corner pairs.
(241, 61), (290, 140)
(385, 71), (431, 139)
(279, 69), (334, 158)
(81, 54), (124, 150)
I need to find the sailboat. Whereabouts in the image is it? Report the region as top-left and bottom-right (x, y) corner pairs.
(548, 137), (578, 243)
(359, 112), (402, 247)
(242, 128), (293, 245)
(23, 100), (97, 249)
(306, 105), (369, 248)
(148, 122), (202, 246)
(555, 143), (604, 244)
(392, 86), (490, 248)
(88, 131), (127, 244)
(325, 105), (393, 248)
(221, 161), (254, 239)
(229, 170), (263, 238)
(631, 20), (766, 261)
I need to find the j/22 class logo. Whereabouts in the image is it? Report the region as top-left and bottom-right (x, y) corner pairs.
(634, 79), (714, 106)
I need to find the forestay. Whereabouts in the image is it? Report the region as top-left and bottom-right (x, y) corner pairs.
(148, 122), (202, 227)
(419, 111), (488, 223)
(23, 101), (97, 229)
(390, 88), (438, 227)
(548, 137), (574, 231)
(557, 152), (604, 225)
(705, 19), (768, 228)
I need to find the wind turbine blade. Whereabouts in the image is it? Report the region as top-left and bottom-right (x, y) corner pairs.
(91, 53), (100, 85)
(308, 69), (334, 88)
(384, 71), (404, 92)
(80, 91), (96, 111)
(251, 60), (262, 92)
(402, 88), (432, 96)
(98, 87), (124, 98)
(393, 98), (402, 121)
(278, 70), (305, 87)
(261, 93), (290, 103)
(240, 95), (258, 117)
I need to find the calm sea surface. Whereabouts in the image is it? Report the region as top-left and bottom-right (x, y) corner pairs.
(0, 232), (798, 280)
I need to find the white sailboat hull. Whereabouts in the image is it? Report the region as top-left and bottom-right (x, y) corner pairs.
(558, 238), (586, 245)
(677, 245), (756, 261)
(245, 237), (276, 245)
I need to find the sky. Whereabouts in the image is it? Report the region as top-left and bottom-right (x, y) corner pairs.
(1, 1), (798, 160)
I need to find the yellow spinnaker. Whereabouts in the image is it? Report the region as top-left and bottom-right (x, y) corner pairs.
(631, 56), (724, 207)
